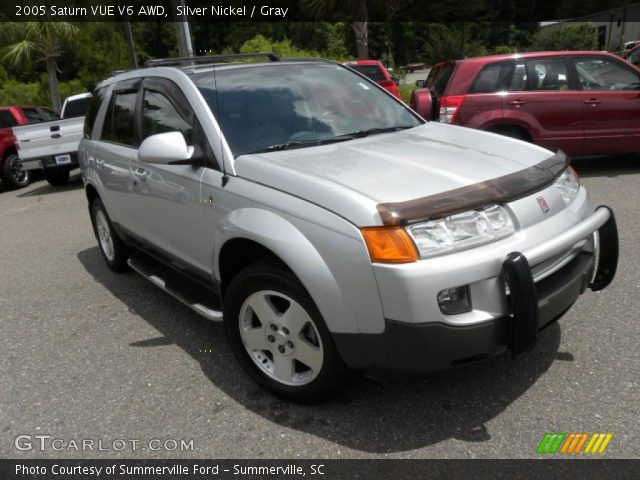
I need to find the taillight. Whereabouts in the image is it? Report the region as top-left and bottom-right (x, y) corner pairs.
(438, 95), (465, 124)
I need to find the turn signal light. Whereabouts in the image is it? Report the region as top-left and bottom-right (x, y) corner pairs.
(361, 227), (419, 263)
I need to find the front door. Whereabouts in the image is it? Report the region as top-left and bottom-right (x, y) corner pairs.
(130, 77), (220, 275)
(571, 56), (640, 155)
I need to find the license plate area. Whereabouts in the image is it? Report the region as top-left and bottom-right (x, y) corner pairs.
(55, 154), (71, 165)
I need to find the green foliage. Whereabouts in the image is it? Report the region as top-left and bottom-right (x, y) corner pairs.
(492, 45), (518, 55)
(530, 23), (597, 51)
(0, 78), (46, 106)
(236, 33), (352, 61)
(420, 24), (488, 63)
(69, 23), (130, 89)
(0, 76), (85, 108)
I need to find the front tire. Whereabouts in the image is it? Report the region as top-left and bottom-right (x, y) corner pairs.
(44, 169), (70, 186)
(89, 198), (131, 272)
(223, 261), (349, 402)
(2, 154), (30, 189)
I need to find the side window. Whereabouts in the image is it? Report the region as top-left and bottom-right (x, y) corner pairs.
(0, 110), (17, 128)
(102, 90), (138, 146)
(22, 108), (45, 124)
(525, 58), (570, 91)
(508, 62), (528, 91)
(62, 97), (90, 118)
(84, 88), (106, 138)
(141, 89), (193, 144)
(38, 108), (59, 122)
(574, 57), (640, 91)
(469, 62), (513, 93)
(628, 50), (640, 67)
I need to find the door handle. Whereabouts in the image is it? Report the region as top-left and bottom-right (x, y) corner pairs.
(508, 99), (526, 107)
(134, 168), (149, 181)
(51, 133), (61, 139)
(584, 98), (601, 106)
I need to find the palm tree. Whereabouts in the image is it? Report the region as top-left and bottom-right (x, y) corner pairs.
(302, 0), (369, 59)
(2, 22), (79, 113)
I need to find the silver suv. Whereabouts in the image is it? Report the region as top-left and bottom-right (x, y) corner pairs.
(79, 54), (618, 402)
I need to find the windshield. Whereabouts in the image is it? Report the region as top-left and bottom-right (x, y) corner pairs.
(191, 63), (420, 157)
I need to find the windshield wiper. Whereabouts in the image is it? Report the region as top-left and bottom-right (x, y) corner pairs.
(244, 136), (355, 155)
(338, 125), (416, 139)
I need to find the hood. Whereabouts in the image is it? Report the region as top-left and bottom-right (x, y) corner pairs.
(233, 123), (557, 226)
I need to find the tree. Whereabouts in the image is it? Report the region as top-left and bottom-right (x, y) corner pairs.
(301, 0), (370, 59)
(530, 23), (597, 52)
(2, 22), (79, 113)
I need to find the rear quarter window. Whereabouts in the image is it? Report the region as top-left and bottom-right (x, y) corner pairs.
(427, 63), (455, 96)
(469, 62), (514, 93)
(101, 89), (138, 146)
(63, 96), (90, 118)
(84, 89), (106, 138)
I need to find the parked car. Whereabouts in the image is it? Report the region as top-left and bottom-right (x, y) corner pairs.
(13, 93), (91, 186)
(343, 59), (401, 98)
(624, 44), (640, 67)
(0, 105), (58, 189)
(410, 51), (640, 156)
(80, 54), (617, 402)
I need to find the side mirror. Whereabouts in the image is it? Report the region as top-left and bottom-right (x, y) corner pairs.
(138, 131), (197, 165)
(393, 78), (400, 86)
(415, 80), (426, 88)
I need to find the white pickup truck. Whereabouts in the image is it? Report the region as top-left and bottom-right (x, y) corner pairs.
(13, 93), (91, 186)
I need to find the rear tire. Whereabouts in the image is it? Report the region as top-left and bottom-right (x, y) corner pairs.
(89, 198), (131, 272)
(223, 261), (350, 403)
(2, 154), (30, 189)
(44, 169), (70, 186)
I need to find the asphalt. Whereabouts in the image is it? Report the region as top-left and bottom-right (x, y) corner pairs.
(1, 156), (638, 459)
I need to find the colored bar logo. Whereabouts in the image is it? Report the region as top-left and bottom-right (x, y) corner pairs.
(537, 433), (613, 454)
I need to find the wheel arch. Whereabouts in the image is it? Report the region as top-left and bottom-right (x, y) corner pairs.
(486, 123), (534, 142)
(214, 208), (362, 335)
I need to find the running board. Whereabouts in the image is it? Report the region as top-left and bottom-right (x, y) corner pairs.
(127, 253), (223, 322)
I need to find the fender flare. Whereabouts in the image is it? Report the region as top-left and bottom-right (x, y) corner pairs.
(214, 208), (361, 334)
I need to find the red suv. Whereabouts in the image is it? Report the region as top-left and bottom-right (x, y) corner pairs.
(343, 60), (401, 98)
(1, 105), (58, 189)
(410, 51), (640, 156)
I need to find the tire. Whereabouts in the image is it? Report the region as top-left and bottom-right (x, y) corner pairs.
(2, 154), (30, 189)
(44, 169), (70, 186)
(223, 261), (350, 402)
(89, 198), (131, 272)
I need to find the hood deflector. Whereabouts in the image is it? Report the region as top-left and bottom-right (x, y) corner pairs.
(377, 151), (569, 226)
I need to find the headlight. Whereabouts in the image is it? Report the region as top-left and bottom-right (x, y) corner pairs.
(554, 166), (580, 205)
(406, 204), (515, 258)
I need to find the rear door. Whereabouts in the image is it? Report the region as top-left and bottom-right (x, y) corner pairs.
(502, 57), (584, 156)
(571, 55), (640, 155)
(94, 79), (140, 231)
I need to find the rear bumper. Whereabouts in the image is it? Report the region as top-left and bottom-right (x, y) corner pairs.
(20, 152), (78, 171)
(334, 206), (618, 373)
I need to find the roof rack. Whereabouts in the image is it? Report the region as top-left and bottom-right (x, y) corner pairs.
(144, 52), (279, 68)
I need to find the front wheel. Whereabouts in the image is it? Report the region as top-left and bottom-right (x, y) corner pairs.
(2, 154), (30, 189)
(44, 169), (70, 186)
(223, 261), (349, 402)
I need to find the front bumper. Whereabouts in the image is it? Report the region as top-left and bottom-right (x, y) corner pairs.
(334, 206), (618, 373)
